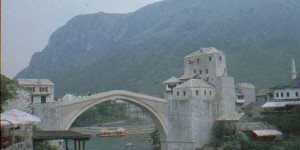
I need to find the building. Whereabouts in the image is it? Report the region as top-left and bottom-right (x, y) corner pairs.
(235, 83), (256, 111)
(163, 47), (253, 149)
(272, 78), (300, 101)
(261, 59), (300, 113)
(17, 79), (55, 103)
(256, 89), (272, 102)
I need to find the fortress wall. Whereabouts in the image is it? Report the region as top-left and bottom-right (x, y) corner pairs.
(33, 102), (61, 130)
(215, 76), (236, 116)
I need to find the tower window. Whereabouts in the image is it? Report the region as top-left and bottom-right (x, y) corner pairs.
(210, 90), (212, 95)
(276, 92), (279, 98)
(281, 92), (284, 97)
(209, 56), (212, 61)
(197, 58), (200, 63)
(204, 90), (207, 96)
(194, 70), (197, 74)
(296, 92), (299, 97)
(219, 56), (222, 61)
(177, 91), (179, 96)
(287, 92), (290, 97)
(196, 90), (199, 96)
(183, 91), (186, 96)
(199, 70), (202, 74)
(206, 69), (208, 74)
(207, 78), (209, 82)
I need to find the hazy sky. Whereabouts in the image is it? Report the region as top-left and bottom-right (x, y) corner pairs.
(2, 0), (161, 78)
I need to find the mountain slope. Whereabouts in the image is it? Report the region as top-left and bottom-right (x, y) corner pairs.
(16, 0), (300, 96)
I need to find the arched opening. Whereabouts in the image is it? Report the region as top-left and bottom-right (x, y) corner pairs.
(64, 95), (167, 149)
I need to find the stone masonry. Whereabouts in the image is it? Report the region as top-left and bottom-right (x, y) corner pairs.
(163, 47), (248, 150)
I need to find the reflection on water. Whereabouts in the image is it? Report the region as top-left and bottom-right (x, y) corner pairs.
(64, 133), (156, 150)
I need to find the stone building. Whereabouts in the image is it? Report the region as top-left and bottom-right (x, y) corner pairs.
(16, 79), (60, 131)
(17, 79), (55, 104)
(163, 47), (252, 149)
(3, 87), (32, 113)
(235, 83), (256, 111)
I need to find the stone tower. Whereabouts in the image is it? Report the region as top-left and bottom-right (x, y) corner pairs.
(183, 47), (227, 85)
(292, 58), (297, 80)
(163, 47), (241, 150)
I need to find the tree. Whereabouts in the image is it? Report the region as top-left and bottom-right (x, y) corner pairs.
(263, 107), (300, 136)
(0, 75), (17, 112)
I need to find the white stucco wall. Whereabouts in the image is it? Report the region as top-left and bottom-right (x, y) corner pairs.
(274, 88), (300, 100)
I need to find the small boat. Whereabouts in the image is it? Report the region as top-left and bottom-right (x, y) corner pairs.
(98, 128), (127, 137)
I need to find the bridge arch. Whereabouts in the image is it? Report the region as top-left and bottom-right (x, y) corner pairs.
(60, 90), (168, 138)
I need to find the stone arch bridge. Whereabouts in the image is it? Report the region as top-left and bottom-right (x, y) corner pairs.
(59, 90), (168, 137)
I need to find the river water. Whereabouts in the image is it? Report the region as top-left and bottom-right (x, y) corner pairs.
(64, 133), (156, 150)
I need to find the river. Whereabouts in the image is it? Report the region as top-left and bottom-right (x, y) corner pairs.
(64, 133), (157, 150)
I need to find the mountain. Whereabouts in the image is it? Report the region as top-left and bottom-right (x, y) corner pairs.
(16, 0), (300, 96)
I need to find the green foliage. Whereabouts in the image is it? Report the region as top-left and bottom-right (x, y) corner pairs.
(150, 129), (161, 145)
(209, 107), (300, 149)
(33, 141), (57, 150)
(211, 122), (236, 147)
(72, 101), (127, 127)
(279, 137), (300, 150)
(263, 107), (300, 135)
(32, 126), (57, 150)
(246, 141), (274, 150)
(0, 75), (17, 112)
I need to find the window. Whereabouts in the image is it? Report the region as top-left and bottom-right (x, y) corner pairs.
(286, 92), (290, 97)
(238, 95), (244, 100)
(183, 91), (186, 96)
(168, 84), (176, 90)
(206, 69), (208, 74)
(194, 70), (197, 74)
(41, 96), (46, 103)
(199, 70), (202, 75)
(219, 56), (222, 61)
(209, 90), (212, 95)
(276, 92), (279, 98)
(40, 87), (48, 92)
(26, 87), (35, 92)
(281, 92), (284, 97)
(177, 91), (179, 96)
(196, 90), (199, 96)
(207, 78), (209, 82)
(204, 90), (207, 96)
(296, 92), (299, 97)
(197, 58), (200, 63)
(209, 56), (212, 61)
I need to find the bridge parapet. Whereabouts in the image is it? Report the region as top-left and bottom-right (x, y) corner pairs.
(60, 90), (167, 106)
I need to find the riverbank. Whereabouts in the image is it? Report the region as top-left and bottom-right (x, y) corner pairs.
(71, 124), (155, 136)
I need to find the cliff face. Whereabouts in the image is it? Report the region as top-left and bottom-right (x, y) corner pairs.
(16, 0), (300, 96)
